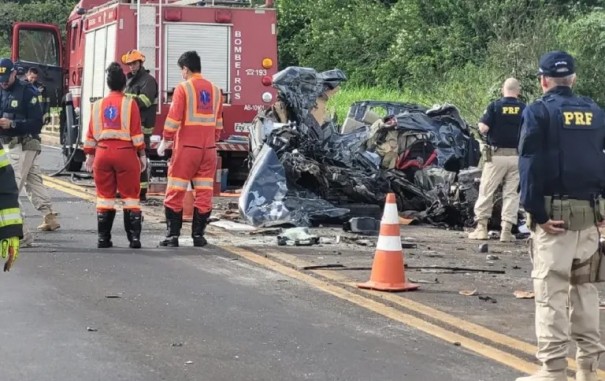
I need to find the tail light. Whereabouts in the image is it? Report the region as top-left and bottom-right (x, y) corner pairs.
(261, 76), (272, 86)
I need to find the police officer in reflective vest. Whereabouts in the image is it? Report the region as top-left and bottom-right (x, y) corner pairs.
(469, 78), (525, 242)
(84, 63), (147, 249)
(517, 51), (605, 381)
(0, 141), (23, 272)
(157, 51), (223, 248)
(0, 58), (48, 247)
(121, 50), (158, 201)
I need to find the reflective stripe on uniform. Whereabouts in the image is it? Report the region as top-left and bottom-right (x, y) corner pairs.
(97, 130), (132, 141)
(138, 94), (152, 108)
(214, 85), (224, 130)
(164, 117), (180, 132)
(140, 181), (148, 189)
(167, 177), (190, 191)
(83, 139), (97, 149)
(96, 197), (115, 210)
(123, 198), (140, 209)
(131, 134), (145, 147)
(184, 82), (217, 125)
(0, 149), (10, 168)
(0, 208), (22, 228)
(192, 177), (213, 190)
(142, 127), (154, 134)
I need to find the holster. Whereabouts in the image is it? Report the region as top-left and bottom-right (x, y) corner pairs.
(572, 244), (605, 284)
(482, 144), (492, 163)
(596, 240), (605, 282)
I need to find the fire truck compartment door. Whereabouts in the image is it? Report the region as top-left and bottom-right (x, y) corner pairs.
(164, 23), (230, 98)
(81, 23), (117, 140)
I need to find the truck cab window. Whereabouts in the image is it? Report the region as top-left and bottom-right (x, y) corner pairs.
(18, 29), (59, 66)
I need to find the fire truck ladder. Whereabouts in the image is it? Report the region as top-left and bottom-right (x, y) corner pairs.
(135, 0), (163, 111)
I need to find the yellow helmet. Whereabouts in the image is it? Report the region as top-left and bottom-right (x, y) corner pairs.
(121, 49), (145, 64)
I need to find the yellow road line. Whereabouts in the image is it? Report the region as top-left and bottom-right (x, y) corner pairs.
(223, 246), (551, 377)
(264, 249), (600, 377)
(42, 175), (96, 201)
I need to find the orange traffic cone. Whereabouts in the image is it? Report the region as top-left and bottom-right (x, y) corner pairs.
(183, 182), (194, 222)
(358, 193), (419, 292)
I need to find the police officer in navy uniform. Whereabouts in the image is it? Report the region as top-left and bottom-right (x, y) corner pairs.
(469, 78), (526, 242)
(517, 51), (605, 381)
(0, 58), (45, 247)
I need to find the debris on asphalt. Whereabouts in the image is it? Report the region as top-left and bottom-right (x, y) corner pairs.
(408, 277), (440, 284)
(302, 264), (345, 270)
(409, 265), (505, 274)
(486, 254), (499, 261)
(172, 343), (184, 347)
(277, 227), (320, 246)
(185, 361), (194, 365)
(339, 236), (375, 246)
(87, 327), (98, 332)
(219, 210), (241, 221)
(459, 289), (478, 296)
(105, 295), (121, 299)
(514, 291), (535, 299)
(354, 239), (372, 246)
(478, 295), (498, 303)
(402, 242), (418, 249)
(211, 220), (257, 232)
(342, 217), (380, 236)
(248, 228), (282, 236)
(423, 251), (443, 258)
(478, 244), (488, 253)
(488, 231), (499, 240)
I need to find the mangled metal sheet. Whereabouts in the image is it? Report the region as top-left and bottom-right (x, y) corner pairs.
(239, 145), (349, 227)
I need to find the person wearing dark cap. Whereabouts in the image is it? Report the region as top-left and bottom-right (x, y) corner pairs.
(0, 57), (46, 247)
(517, 51), (605, 381)
(469, 78), (525, 242)
(83, 62), (147, 249)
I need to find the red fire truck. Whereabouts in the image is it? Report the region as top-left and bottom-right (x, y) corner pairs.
(10, 0), (278, 186)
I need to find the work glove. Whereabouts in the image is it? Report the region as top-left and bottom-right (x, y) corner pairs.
(1, 237), (19, 272)
(85, 155), (95, 173)
(157, 139), (167, 157)
(139, 155), (147, 173)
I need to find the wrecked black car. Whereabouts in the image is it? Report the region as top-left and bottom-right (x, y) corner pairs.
(240, 66), (486, 229)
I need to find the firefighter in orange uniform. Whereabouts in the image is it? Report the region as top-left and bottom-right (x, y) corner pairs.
(84, 63), (147, 249)
(157, 51), (223, 248)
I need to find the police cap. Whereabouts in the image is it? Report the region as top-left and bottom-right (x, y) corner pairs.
(537, 51), (575, 78)
(0, 58), (14, 82)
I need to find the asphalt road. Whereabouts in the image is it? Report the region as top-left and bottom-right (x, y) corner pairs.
(0, 146), (522, 381)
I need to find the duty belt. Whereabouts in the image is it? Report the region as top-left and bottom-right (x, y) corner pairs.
(543, 195), (603, 231)
(491, 147), (517, 156)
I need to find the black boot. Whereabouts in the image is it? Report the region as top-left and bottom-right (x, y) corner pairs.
(159, 207), (182, 247)
(124, 210), (142, 249)
(192, 208), (211, 247)
(139, 188), (147, 202)
(97, 210), (116, 248)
